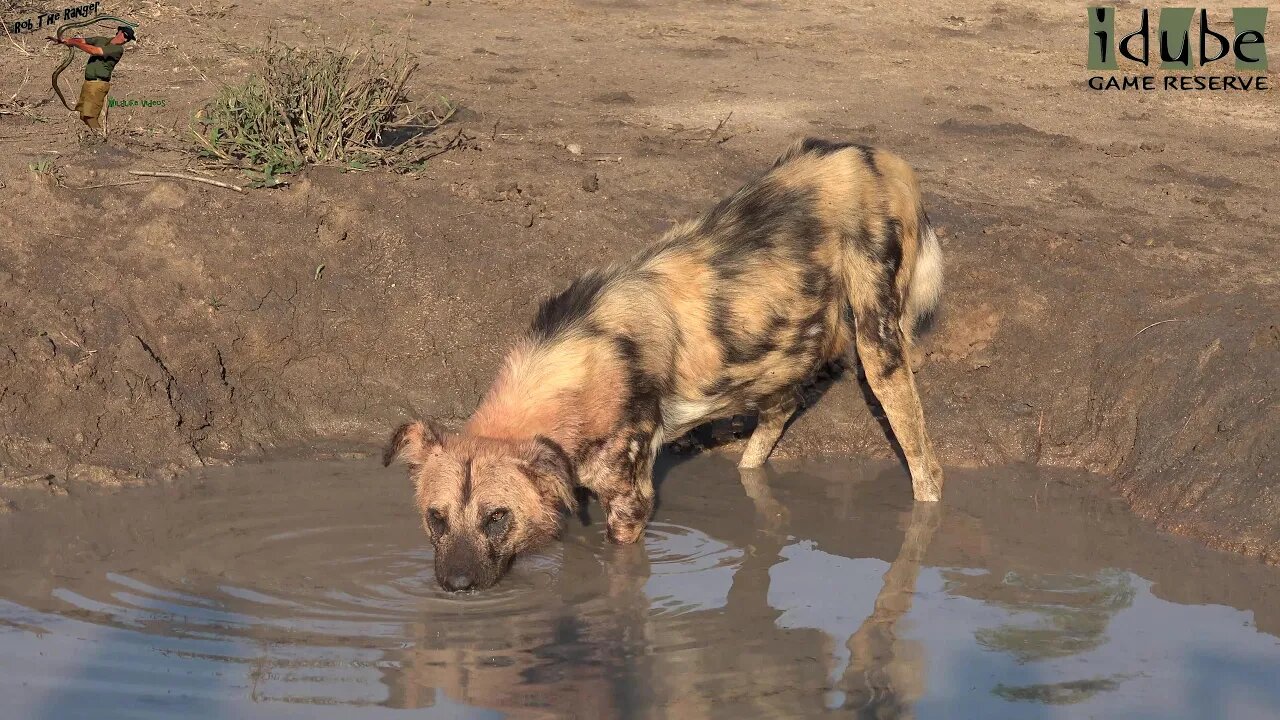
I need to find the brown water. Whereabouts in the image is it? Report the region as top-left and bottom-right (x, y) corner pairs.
(2, 455), (1280, 719)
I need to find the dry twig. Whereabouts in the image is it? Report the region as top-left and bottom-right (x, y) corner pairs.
(128, 170), (244, 192)
(66, 179), (156, 190)
(2, 19), (33, 57)
(1133, 319), (1184, 338)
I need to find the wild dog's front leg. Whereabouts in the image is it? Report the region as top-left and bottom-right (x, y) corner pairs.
(599, 432), (659, 544)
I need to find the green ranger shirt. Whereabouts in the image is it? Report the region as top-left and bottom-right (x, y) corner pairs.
(83, 37), (125, 82)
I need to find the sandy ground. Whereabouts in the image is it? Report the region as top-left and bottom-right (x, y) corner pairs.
(0, 1), (1276, 558)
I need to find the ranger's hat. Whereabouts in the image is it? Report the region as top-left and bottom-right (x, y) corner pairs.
(118, 26), (136, 42)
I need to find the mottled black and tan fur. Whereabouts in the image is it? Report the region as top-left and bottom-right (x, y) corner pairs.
(385, 138), (944, 591)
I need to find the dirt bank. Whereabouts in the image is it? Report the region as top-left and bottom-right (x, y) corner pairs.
(1, 1), (1276, 557)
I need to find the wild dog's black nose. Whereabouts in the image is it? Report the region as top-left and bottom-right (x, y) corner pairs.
(443, 574), (474, 592)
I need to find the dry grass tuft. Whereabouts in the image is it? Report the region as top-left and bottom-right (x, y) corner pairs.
(0, 96), (42, 119)
(1, 1), (45, 14)
(192, 39), (463, 179)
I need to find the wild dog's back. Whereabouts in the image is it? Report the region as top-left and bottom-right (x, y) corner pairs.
(492, 139), (944, 437)
(525, 139), (943, 439)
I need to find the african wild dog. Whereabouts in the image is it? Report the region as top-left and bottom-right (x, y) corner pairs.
(385, 138), (945, 592)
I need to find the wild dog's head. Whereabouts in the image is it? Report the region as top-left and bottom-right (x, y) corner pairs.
(383, 420), (577, 592)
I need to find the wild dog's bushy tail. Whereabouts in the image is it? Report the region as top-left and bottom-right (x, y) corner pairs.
(904, 212), (943, 339)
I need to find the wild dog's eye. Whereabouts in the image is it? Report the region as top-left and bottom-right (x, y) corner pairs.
(484, 508), (511, 538)
(426, 508), (448, 537)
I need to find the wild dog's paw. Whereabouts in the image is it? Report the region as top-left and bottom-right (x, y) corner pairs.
(603, 494), (652, 544)
(606, 520), (647, 544)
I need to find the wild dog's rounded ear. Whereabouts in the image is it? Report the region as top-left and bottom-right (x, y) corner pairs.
(526, 436), (578, 513)
(530, 435), (572, 477)
(382, 419), (447, 468)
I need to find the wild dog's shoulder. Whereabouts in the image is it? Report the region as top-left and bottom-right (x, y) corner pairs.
(772, 137), (919, 187)
(531, 216), (710, 344)
(531, 267), (617, 341)
(773, 137), (874, 168)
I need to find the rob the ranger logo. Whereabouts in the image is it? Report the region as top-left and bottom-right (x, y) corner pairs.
(1087, 7), (1271, 91)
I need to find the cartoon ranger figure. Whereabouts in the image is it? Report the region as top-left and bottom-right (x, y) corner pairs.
(47, 25), (135, 131)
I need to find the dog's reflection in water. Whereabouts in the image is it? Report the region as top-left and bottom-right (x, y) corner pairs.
(384, 465), (941, 719)
(734, 466), (940, 716)
(837, 501), (939, 714)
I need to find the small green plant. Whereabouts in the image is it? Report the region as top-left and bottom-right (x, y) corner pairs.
(246, 166), (287, 189)
(192, 39), (459, 176)
(207, 296), (226, 311)
(28, 159), (55, 175)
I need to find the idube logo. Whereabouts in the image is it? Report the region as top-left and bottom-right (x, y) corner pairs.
(1088, 7), (1270, 91)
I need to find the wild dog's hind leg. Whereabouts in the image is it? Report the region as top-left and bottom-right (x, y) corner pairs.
(854, 313), (944, 502)
(739, 391), (799, 469)
(599, 431), (661, 544)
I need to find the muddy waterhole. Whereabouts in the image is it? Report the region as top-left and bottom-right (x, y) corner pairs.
(2, 455), (1278, 719)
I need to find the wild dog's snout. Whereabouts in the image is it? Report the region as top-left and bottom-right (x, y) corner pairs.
(441, 573), (475, 592)
(434, 536), (497, 592)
